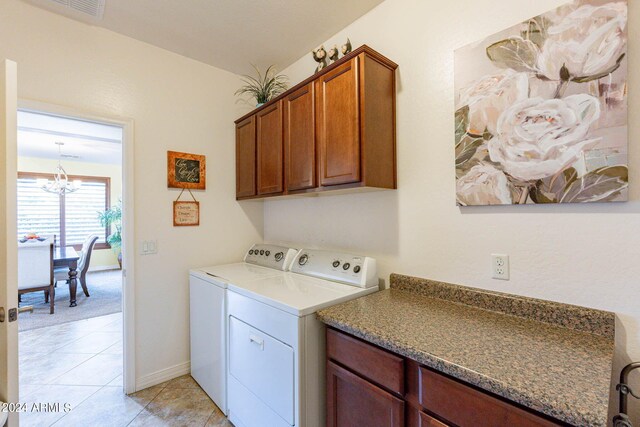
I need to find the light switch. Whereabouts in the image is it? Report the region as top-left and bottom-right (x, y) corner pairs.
(141, 240), (158, 255)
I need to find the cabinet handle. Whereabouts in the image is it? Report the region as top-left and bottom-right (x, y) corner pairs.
(249, 334), (264, 350)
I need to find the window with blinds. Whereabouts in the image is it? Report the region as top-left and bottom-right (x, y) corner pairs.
(17, 173), (110, 248)
(17, 176), (60, 238)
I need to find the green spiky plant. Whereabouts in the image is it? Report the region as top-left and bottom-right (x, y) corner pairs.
(235, 65), (289, 106)
(98, 199), (122, 268)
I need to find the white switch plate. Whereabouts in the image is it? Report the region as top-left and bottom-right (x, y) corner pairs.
(141, 240), (158, 255)
(491, 254), (509, 280)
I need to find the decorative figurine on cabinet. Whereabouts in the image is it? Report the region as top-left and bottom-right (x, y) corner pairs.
(341, 38), (352, 55)
(312, 46), (327, 73)
(328, 45), (339, 64)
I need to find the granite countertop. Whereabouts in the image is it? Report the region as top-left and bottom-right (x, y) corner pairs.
(317, 274), (615, 427)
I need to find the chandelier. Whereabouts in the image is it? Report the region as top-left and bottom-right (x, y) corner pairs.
(40, 142), (82, 194)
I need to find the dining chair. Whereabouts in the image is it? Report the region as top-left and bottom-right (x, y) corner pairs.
(18, 242), (55, 314)
(54, 234), (99, 298)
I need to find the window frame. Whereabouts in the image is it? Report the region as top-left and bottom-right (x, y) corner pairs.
(17, 171), (112, 250)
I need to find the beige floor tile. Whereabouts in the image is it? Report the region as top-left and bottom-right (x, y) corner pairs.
(19, 384), (39, 400)
(83, 313), (122, 329)
(19, 330), (87, 354)
(50, 353), (122, 386)
(204, 407), (232, 427)
(53, 331), (121, 354)
(19, 384), (101, 427)
(98, 318), (123, 333)
(53, 385), (162, 427)
(153, 379), (173, 389)
(20, 353), (96, 385)
(165, 374), (200, 389)
(102, 340), (123, 355)
(106, 374), (123, 387)
(58, 313), (121, 334)
(19, 351), (48, 365)
(128, 387), (216, 427)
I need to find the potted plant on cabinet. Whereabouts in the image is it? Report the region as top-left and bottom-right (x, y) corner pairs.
(98, 200), (122, 269)
(235, 65), (288, 107)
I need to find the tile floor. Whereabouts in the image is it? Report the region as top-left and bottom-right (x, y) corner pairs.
(19, 313), (230, 426)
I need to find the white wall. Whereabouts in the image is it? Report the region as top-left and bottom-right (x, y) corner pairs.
(0, 0), (263, 385)
(264, 0), (640, 421)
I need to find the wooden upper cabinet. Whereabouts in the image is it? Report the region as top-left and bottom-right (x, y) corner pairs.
(284, 83), (316, 191)
(235, 116), (256, 198)
(256, 101), (284, 195)
(235, 45), (397, 200)
(316, 58), (361, 187)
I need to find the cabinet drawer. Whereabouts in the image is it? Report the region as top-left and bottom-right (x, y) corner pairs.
(418, 367), (560, 427)
(419, 411), (449, 427)
(327, 328), (404, 395)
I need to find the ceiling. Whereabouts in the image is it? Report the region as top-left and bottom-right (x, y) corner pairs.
(22, 0), (385, 74)
(18, 110), (123, 165)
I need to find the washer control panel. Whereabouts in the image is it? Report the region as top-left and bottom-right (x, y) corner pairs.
(290, 249), (378, 288)
(244, 244), (299, 270)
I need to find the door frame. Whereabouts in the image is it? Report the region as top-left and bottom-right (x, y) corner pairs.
(1, 59), (19, 427)
(18, 99), (137, 394)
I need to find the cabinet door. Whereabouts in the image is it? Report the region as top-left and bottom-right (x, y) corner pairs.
(236, 116), (256, 198)
(284, 83), (315, 191)
(257, 101), (284, 195)
(316, 58), (360, 186)
(327, 360), (404, 427)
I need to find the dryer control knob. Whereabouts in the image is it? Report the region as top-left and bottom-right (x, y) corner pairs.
(275, 252), (284, 262)
(298, 254), (309, 265)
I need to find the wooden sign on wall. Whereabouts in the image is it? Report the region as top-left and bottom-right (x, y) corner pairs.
(173, 201), (200, 226)
(168, 151), (206, 190)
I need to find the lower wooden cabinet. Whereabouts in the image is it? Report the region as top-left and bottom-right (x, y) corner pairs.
(326, 328), (564, 427)
(327, 360), (404, 427)
(417, 366), (559, 427)
(419, 411), (449, 427)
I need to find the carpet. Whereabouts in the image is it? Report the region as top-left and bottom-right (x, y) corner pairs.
(18, 269), (122, 332)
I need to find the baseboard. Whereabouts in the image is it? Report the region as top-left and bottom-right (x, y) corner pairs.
(135, 361), (191, 391)
(89, 265), (121, 272)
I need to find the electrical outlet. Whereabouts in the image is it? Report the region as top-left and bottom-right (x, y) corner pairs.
(491, 254), (509, 280)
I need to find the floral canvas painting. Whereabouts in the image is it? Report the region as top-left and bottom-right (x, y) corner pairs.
(455, 0), (628, 205)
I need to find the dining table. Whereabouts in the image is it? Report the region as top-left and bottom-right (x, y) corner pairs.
(54, 246), (81, 307)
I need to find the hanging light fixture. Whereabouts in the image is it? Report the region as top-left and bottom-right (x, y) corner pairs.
(40, 142), (82, 194)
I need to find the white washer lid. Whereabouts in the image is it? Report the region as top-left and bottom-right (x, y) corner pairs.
(227, 272), (378, 317)
(190, 262), (287, 287)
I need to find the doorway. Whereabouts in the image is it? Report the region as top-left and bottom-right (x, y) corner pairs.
(14, 104), (135, 425)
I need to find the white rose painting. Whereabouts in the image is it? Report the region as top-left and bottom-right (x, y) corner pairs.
(454, 0), (628, 205)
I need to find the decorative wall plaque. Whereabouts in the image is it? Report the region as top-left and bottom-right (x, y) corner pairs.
(173, 200), (200, 226)
(168, 151), (206, 190)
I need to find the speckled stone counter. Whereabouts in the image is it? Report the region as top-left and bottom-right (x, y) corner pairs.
(317, 273), (615, 427)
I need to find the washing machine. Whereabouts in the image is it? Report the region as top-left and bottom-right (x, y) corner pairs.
(189, 243), (298, 414)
